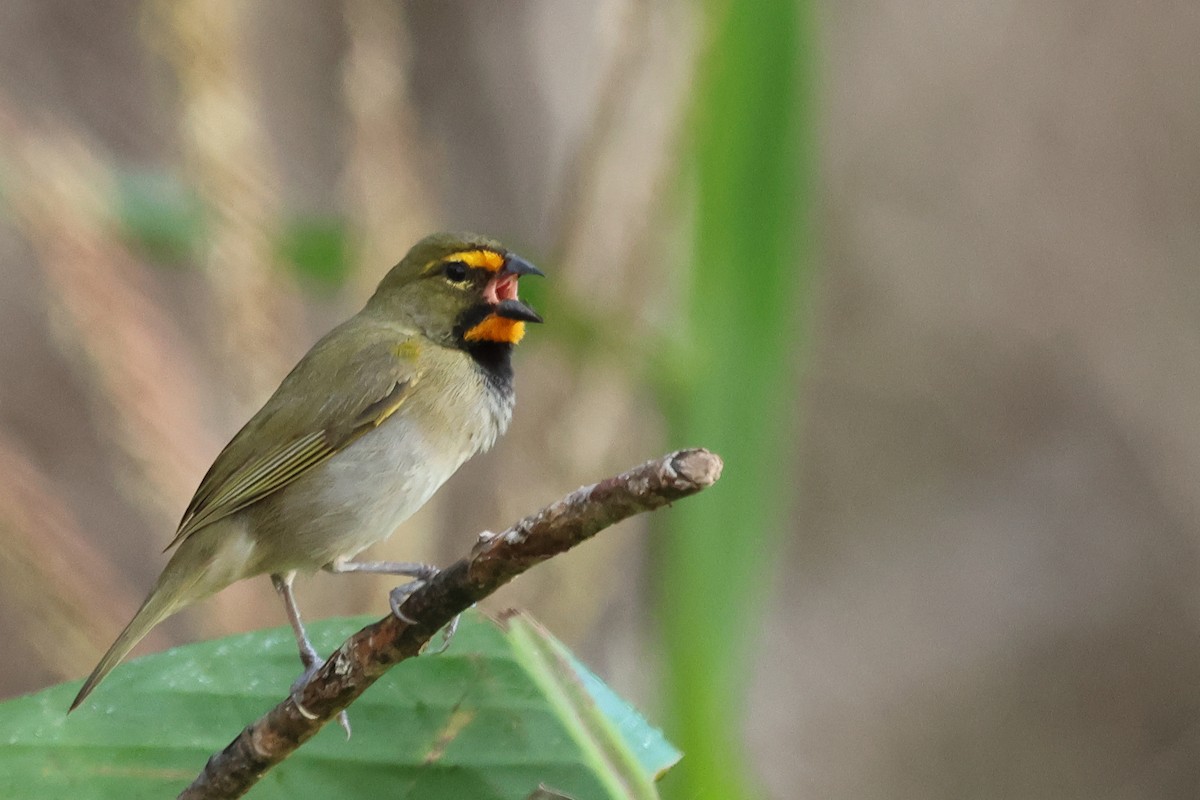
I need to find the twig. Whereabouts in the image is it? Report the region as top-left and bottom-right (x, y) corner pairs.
(178, 448), (723, 799)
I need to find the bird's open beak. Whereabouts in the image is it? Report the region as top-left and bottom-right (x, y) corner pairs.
(483, 254), (544, 323)
(464, 252), (544, 344)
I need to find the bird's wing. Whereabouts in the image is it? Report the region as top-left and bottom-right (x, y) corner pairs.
(166, 330), (422, 551)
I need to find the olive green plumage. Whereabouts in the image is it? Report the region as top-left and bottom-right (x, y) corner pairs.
(70, 232), (543, 711)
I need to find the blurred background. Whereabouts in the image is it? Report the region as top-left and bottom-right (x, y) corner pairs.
(2, 1), (1200, 798)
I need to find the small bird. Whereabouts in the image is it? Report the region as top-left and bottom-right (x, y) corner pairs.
(70, 232), (543, 712)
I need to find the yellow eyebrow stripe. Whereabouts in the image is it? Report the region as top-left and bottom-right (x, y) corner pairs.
(446, 249), (505, 272)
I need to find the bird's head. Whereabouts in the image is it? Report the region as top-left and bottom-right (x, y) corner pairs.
(367, 232), (544, 350)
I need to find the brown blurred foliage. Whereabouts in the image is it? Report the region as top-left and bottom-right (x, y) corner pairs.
(750, 3), (1200, 798)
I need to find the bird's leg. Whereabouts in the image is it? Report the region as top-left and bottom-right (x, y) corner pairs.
(271, 572), (351, 737)
(323, 559), (439, 579)
(272, 572), (321, 673)
(323, 558), (460, 652)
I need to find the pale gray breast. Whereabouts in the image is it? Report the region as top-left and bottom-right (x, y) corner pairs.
(258, 352), (514, 571)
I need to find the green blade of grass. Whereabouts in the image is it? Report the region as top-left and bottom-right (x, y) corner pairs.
(657, 1), (816, 798)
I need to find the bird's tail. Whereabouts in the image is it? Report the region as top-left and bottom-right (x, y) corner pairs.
(69, 574), (193, 712)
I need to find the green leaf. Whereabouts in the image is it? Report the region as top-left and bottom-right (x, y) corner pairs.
(114, 170), (204, 265)
(0, 611), (677, 799)
(278, 215), (352, 289)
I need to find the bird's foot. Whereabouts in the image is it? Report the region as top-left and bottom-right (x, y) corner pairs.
(387, 570), (461, 654)
(388, 577), (428, 623)
(289, 657), (352, 738)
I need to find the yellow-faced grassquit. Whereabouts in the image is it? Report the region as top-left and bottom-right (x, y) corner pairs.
(70, 232), (543, 711)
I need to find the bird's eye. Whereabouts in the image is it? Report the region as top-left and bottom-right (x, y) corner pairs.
(442, 261), (469, 283)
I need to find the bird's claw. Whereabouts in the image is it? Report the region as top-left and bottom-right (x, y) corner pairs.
(336, 710), (352, 738)
(428, 613), (461, 655)
(387, 571), (458, 654)
(389, 580), (422, 623)
(386, 568), (456, 652)
(288, 656), (352, 737)
(289, 664), (321, 721)
(388, 571), (436, 623)
(387, 563), (441, 624)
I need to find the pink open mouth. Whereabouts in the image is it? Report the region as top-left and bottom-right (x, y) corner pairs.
(483, 273), (519, 305)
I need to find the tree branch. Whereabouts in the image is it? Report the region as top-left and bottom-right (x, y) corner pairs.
(178, 448), (723, 799)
